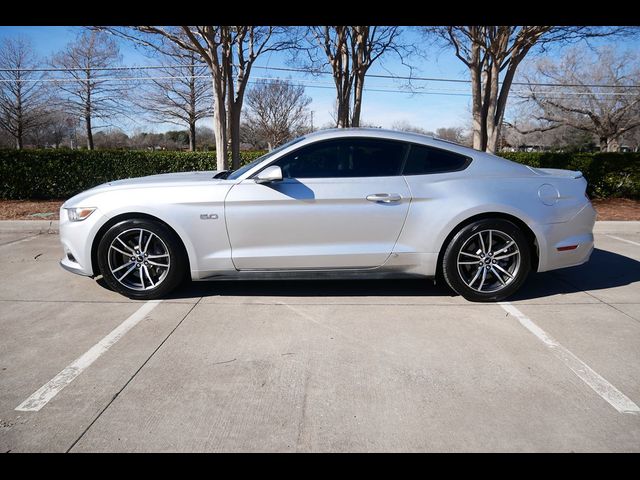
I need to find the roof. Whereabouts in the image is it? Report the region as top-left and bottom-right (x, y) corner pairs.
(304, 127), (476, 156)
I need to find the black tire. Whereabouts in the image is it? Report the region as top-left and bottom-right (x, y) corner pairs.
(97, 219), (187, 300)
(442, 218), (531, 302)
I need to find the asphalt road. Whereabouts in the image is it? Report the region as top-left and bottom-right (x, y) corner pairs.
(0, 221), (639, 452)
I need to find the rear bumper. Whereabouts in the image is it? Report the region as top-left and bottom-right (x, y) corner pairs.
(536, 202), (596, 272)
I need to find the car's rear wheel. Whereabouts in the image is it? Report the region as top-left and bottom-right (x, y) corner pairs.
(97, 219), (187, 299)
(442, 218), (531, 302)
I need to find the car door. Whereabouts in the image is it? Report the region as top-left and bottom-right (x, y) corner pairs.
(224, 137), (412, 270)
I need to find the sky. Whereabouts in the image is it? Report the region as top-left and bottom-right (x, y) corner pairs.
(1, 26), (638, 135)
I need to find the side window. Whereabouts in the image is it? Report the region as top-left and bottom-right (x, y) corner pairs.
(403, 144), (471, 175)
(270, 138), (406, 179)
(272, 141), (341, 179)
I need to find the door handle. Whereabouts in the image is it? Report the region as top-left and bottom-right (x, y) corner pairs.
(366, 193), (402, 203)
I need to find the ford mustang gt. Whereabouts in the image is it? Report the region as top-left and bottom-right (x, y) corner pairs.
(59, 128), (595, 302)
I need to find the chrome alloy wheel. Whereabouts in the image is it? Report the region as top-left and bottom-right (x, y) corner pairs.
(456, 229), (521, 294)
(107, 228), (171, 291)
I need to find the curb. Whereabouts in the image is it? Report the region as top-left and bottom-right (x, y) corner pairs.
(0, 220), (59, 234)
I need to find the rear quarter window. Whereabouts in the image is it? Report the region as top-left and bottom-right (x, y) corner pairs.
(403, 144), (471, 175)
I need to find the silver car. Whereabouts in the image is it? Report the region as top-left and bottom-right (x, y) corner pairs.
(59, 128), (595, 302)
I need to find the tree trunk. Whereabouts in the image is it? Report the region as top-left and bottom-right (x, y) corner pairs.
(84, 70), (94, 150)
(337, 101), (349, 127)
(603, 136), (620, 152)
(16, 83), (23, 149)
(85, 114), (94, 150)
(16, 121), (23, 149)
(335, 77), (350, 128)
(189, 120), (196, 151)
(225, 85), (233, 166)
(222, 33), (237, 169)
(470, 46), (485, 150)
(211, 78), (227, 171)
(332, 39), (351, 129)
(334, 28), (351, 128)
(188, 63), (197, 152)
(229, 105), (242, 170)
(484, 61), (501, 153)
(351, 72), (365, 127)
(337, 102), (349, 127)
(600, 137), (608, 152)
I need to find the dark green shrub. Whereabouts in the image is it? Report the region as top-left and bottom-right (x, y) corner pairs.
(0, 150), (265, 199)
(500, 152), (640, 199)
(0, 149), (637, 200)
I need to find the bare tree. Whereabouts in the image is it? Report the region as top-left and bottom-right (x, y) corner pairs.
(101, 26), (295, 170)
(245, 79), (311, 150)
(50, 30), (131, 150)
(513, 47), (640, 152)
(0, 37), (49, 149)
(306, 26), (409, 128)
(391, 120), (432, 135)
(502, 120), (596, 152)
(26, 110), (74, 148)
(435, 126), (472, 146)
(621, 125), (640, 152)
(0, 128), (13, 148)
(390, 121), (472, 145)
(93, 128), (130, 149)
(139, 46), (213, 151)
(430, 26), (637, 153)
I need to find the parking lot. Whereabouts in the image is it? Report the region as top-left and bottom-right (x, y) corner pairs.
(0, 220), (639, 452)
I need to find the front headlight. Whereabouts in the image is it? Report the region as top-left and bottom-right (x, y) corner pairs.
(65, 207), (96, 222)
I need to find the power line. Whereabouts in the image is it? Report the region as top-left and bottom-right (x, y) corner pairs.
(2, 74), (638, 100)
(1, 74), (637, 98)
(255, 66), (640, 89)
(1, 63), (639, 90)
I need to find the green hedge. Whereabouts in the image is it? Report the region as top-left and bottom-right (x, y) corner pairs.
(0, 150), (265, 200)
(0, 149), (638, 200)
(500, 152), (640, 199)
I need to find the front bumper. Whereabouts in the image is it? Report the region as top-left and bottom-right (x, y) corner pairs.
(60, 258), (93, 276)
(536, 201), (596, 272)
(59, 206), (109, 277)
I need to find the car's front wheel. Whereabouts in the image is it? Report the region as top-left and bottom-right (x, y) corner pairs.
(97, 219), (187, 299)
(442, 218), (531, 302)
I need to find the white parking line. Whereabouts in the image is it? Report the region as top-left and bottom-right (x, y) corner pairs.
(499, 302), (640, 415)
(16, 300), (162, 412)
(604, 234), (640, 247)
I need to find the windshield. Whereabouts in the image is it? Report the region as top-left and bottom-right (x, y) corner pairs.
(227, 137), (306, 180)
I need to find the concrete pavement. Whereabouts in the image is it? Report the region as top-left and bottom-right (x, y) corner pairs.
(0, 222), (639, 452)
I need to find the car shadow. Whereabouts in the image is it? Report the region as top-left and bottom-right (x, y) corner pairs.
(95, 248), (639, 301)
(166, 277), (456, 299)
(268, 178), (316, 200)
(510, 247), (640, 301)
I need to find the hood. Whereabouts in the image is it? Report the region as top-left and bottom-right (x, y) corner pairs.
(63, 170), (222, 207)
(106, 170), (221, 187)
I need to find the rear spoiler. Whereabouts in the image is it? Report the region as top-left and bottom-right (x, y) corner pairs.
(527, 166), (583, 179)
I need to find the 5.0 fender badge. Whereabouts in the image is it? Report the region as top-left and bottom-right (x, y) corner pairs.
(200, 214), (219, 220)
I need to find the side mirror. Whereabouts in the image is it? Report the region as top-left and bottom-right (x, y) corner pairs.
(254, 165), (283, 184)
